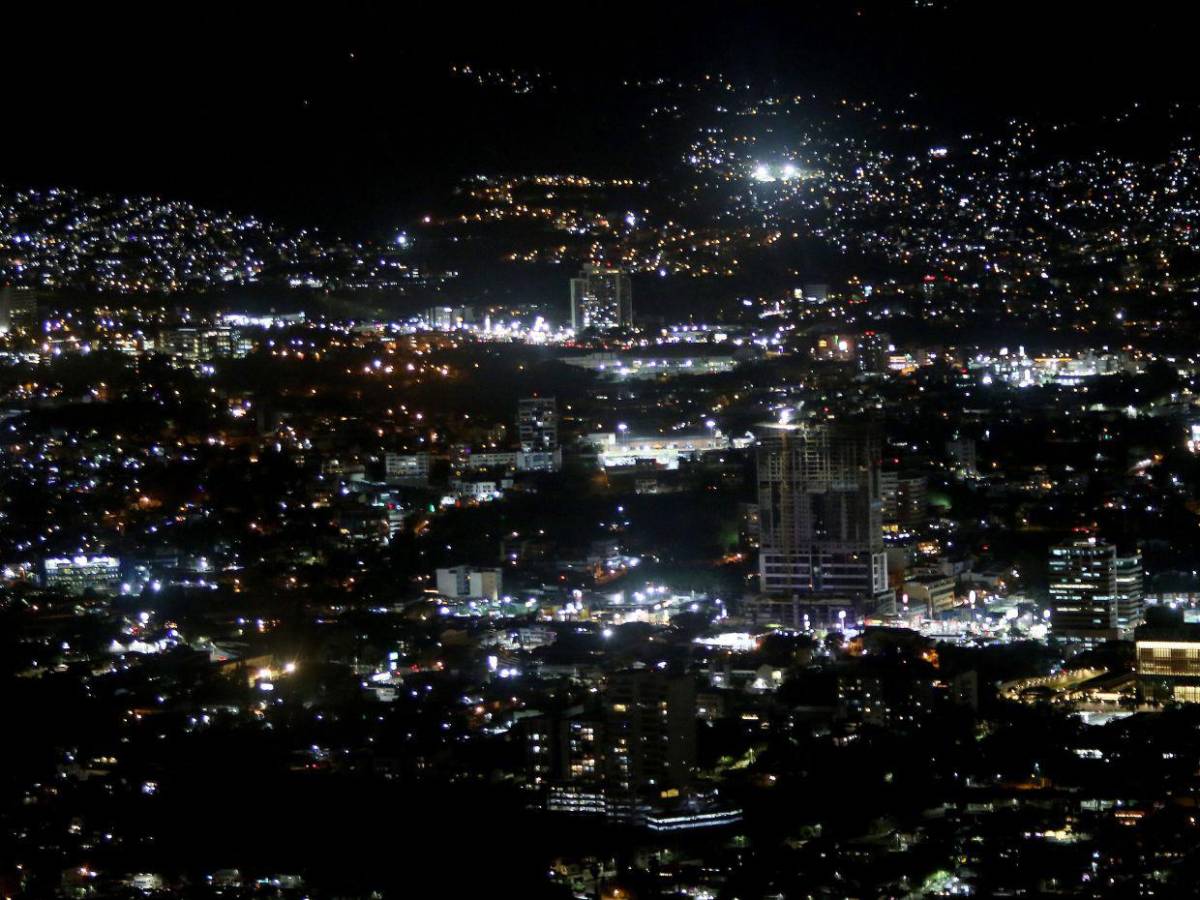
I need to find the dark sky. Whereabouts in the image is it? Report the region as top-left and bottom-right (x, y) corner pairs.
(6, 3), (1199, 234)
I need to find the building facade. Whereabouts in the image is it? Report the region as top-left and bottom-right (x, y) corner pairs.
(517, 397), (558, 451)
(1135, 611), (1200, 704)
(435, 566), (502, 601)
(1048, 538), (1143, 641)
(569, 264), (632, 331)
(880, 470), (928, 531)
(755, 419), (888, 609)
(0, 287), (39, 334)
(43, 556), (122, 596)
(384, 452), (430, 485)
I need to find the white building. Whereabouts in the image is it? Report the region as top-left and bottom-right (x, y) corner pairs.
(44, 555), (122, 595)
(436, 566), (502, 601)
(583, 432), (744, 470)
(385, 452), (430, 485)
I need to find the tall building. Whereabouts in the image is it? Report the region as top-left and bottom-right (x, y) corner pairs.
(570, 264), (632, 331)
(517, 397), (558, 451)
(0, 287), (39, 334)
(880, 469), (928, 531)
(526, 711), (609, 816)
(755, 418), (888, 618)
(857, 330), (891, 374)
(426, 305), (474, 331)
(604, 670), (696, 802)
(1048, 538), (1143, 641)
(526, 669), (697, 820)
(945, 436), (978, 479)
(1115, 550), (1144, 630)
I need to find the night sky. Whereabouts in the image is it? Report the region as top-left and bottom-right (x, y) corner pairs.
(8, 3), (1199, 231)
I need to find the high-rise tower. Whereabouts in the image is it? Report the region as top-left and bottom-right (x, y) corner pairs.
(570, 265), (632, 331)
(755, 417), (888, 616)
(517, 396), (558, 451)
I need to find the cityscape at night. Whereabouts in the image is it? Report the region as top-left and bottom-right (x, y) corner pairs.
(9, 3), (1200, 897)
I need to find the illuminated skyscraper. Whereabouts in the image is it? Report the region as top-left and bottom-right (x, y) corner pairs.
(570, 264), (632, 331)
(1048, 538), (1143, 640)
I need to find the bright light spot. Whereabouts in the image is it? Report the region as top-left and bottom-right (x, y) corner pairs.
(752, 164), (774, 183)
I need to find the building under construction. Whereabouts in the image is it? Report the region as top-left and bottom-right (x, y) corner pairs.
(752, 416), (890, 626)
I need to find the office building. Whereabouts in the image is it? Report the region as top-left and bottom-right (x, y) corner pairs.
(43, 555), (121, 596)
(569, 264), (632, 331)
(1048, 538), (1142, 641)
(1115, 550), (1144, 629)
(1135, 608), (1200, 704)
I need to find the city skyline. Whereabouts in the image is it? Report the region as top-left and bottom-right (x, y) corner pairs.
(9, 5), (1200, 899)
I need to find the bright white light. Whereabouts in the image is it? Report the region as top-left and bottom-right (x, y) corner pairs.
(752, 164), (774, 183)
(781, 163), (798, 179)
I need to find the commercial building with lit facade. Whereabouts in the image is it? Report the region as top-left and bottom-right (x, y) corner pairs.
(1135, 611), (1200, 704)
(1048, 538), (1143, 641)
(43, 555), (122, 596)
